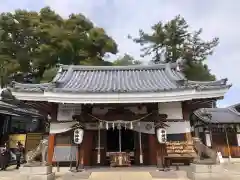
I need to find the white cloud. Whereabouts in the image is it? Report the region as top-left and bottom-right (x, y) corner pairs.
(1, 0), (240, 105)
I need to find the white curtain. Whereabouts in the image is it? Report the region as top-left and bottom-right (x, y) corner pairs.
(49, 121), (78, 134)
(130, 121), (191, 134)
(125, 122), (155, 134)
(84, 121), (192, 135)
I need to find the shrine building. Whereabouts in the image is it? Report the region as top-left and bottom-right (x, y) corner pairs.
(5, 63), (231, 167)
(193, 103), (240, 158)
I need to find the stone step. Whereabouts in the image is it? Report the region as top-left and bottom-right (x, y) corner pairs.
(89, 172), (152, 180)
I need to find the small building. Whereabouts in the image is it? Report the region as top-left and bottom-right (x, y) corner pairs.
(193, 104), (240, 158)
(8, 63), (231, 167)
(0, 88), (45, 154)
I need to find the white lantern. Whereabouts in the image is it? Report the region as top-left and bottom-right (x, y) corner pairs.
(73, 128), (84, 144)
(156, 128), (167, 144)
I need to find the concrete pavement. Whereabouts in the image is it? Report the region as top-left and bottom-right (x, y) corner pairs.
(0, 166), (190, 180)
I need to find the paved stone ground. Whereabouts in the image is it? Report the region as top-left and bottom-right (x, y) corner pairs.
(0, 166), (189, 180)
(1, 164), (239, 180)
(0, 166), (66, 180)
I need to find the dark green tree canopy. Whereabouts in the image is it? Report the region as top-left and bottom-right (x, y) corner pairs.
(0, 6), (118, 84)
(0, 10), (220, 84)
(113, 54), (142, 66)
(129, 15), (218, 81)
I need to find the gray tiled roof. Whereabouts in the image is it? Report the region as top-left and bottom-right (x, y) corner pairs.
(194, 107), (240, 124)
(0, 100), (43, 118)
(11, 81), (55, 92)
(10, 63), (231, 93)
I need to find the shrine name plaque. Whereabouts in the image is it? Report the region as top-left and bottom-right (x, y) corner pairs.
(109, 152), (131, 167)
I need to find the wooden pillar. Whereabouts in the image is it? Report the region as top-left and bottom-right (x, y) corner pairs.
(79, 145), (84, 168)
(47, 102), (58, 165)
(83, 131), (94, 166)
(156, 143), (167, 168)
(47, 134), (55, 165)
(182, 102), (193, 142)
(149, 134), (157, 165)
(77, 132), (86, 169)
(235, 125), (240, 147)
(185, 132), (192, 142)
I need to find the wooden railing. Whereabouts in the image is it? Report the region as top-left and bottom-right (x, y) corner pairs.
(214, 146), (240, 157)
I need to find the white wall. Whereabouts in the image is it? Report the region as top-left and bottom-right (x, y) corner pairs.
(57, 103), (82, 121)
(165, 121), (191, 134)
(158, 102), (183, 119)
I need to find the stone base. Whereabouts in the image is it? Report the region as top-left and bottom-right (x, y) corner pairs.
(17, 172), (55, 180)
(18, 165), (55, 180)
(187, 163), (240, 180)
(188, 163), (223, 173)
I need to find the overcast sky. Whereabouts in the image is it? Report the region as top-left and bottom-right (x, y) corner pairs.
(0, 0), (239, 107)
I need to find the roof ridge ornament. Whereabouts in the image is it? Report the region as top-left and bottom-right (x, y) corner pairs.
(56, 65), (74, 84)
(176, 58), (184, 72)
(0, 88), (15, 100)
(165, 63), (184, 82)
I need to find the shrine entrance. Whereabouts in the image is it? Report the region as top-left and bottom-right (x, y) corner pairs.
(106, 128), (134, 152)
(106, 128), (135, 166)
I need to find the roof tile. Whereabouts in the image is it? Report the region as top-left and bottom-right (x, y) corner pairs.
(11, 63), (231, 93)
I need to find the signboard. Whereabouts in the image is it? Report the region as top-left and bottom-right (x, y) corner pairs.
(9, 134), (26, 148)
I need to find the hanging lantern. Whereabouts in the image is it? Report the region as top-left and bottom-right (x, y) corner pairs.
(112, 122), (115, 129)
(106, 122), (109, 130)
(130, 122), (133, 129)
(156, 128), (167, 144)
(73, 128), (84, 145)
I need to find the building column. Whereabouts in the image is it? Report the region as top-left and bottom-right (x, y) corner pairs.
(78, 145), (84, 169)
(181, 102), (193, 142)
(236, 125), (240, 146)
(47, 102), (58, 165)
(185, 132), (192, 142)
(148, 134), (157, 165)
(47, 134), (55, 165)
(184, 120), (193, 142)
(83, 131), (94, 166)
